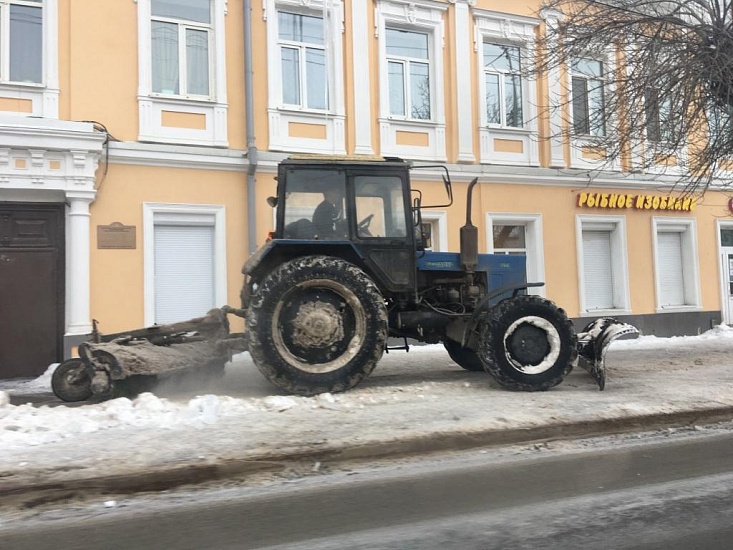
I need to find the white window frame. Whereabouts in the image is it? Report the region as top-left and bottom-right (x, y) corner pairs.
(143, 203), (227, 326)
(486, 213), (545, 297)
(638, 88), (688, 176)
(137, 0), (228, 146)
(0, 0), (58, 118)
(567, 49), (620, 170)
(652, 217), (701, 312)
(150, 1), (213, 98)
(265, 0), (345, 154)
(474, 10), (539, 166)
(575, 215), (631, 316)
(420, 210), (447, 252)
(376, 0), (446, 161)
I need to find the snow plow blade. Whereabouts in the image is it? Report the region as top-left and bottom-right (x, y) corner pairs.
(576, 318), (639, 391)
(51, 307), (248, 402)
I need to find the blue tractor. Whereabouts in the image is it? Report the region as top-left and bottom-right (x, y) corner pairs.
(241, 156), (637, 396)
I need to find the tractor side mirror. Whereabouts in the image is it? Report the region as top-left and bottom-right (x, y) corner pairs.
(266, 196), (278, 208)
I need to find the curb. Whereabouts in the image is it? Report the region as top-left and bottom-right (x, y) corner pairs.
(3, 406), (733, 508)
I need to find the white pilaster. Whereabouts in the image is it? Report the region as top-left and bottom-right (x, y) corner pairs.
(541, 9), (566, 168)
(352, 0), (374, 155)
(453, 0), (475, 162)
(65, 194), (94, 335)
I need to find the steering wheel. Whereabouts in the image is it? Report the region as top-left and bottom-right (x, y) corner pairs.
(357, 213), (374, 236)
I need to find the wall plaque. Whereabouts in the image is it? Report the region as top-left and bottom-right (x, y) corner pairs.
(97, 222), (136, 249)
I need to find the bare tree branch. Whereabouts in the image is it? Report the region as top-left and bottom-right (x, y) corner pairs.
(536, 0), (733, 194)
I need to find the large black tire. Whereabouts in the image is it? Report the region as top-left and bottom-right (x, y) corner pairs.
(443, 340), (484, 372)
(52, 359), (93, 402)
(479, 295), (577, 391)
(246, 255), (388, 396)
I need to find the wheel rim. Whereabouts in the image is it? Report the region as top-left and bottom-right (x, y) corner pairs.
(272, 278), (366, 374)
(503, 315), (561, 375)
(53, 360), (92, 401)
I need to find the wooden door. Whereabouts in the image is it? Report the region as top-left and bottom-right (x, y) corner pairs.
(0, 204), (64, 379)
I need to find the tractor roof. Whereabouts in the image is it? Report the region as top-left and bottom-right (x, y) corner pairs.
(283, 154), (408, 168)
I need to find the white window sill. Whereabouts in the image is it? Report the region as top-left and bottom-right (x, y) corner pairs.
(580, 308), (631, 318)
(655, 305), (702, 314)
(147, 94), (217, 106)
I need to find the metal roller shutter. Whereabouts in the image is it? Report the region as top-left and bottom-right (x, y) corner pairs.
(154, 224), (215, 324)
(582, 230), (614, 310)
(658, 231), (685, 306)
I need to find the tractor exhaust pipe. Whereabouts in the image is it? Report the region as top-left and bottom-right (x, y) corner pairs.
(460, 177), (479, 272)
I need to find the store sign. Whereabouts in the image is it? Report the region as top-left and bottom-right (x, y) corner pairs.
(577, 192), (696, 212)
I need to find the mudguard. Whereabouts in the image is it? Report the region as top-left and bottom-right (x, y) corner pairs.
(576, 318), (639, 390)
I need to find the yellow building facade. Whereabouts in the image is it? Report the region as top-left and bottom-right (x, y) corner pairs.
(0, 0), (729, 378)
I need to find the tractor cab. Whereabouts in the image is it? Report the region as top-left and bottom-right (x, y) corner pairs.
(261, 156), (420, 294)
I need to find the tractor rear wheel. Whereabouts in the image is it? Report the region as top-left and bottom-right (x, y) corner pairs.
(479, 295), (577, 391)
(443, 340), (484, 372)
(246, 255), (388, 396)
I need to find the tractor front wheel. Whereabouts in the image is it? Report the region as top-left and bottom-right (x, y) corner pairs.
(246, 256), (388, 396)
(479, 295), (577, 391)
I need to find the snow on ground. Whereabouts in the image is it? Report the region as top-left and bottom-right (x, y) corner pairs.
(0, 326), (732, 452)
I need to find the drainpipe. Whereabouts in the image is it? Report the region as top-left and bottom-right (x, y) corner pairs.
(244, 0), (258, 255)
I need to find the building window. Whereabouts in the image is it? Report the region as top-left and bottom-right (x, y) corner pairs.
(645, 89), (675, 143)
(0, 0), (43, 84)
(576, 216), (630, 314)
(376, 0), (446, 160)
(492, 224), (526, 254)
(488, 214), (545, 296)
(653, 218), (700, 310)
(483, 43), (522, 128)
(278, 11), (327, 110)
(266, 0), (346, 154)
(137, 0), (227, 145)
(420, 211), (447, 251)
(386, 28), (431, 120)
(151, 0), (211, 97)
(143, 204), (227, 326)
(571, 58), (606, 137)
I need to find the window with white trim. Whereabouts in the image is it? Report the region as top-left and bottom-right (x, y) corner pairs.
(483, 43), (522, 128)
(265, 0), (345, 153)
(487, 214), (545, 296)
(137, 0), (227, 146)
(576, 216), (630, 314)
(474, 12), (539, 166)
(571, 57), (606, 137)
(2, 0), (42, 84)
(143, 203), (227, 326)
(151, 0), (211, 97)
(645, 89), (675, 143)
(0, 0), (57, 118)
(386, 28), (431, 120)
(278, 11), (327, 110)
(653, 218), (700, 310)
(376, 0), (446, 160)
(419, 211), (447, 252)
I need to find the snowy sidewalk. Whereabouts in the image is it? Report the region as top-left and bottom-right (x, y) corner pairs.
(2, 327), (733, 504)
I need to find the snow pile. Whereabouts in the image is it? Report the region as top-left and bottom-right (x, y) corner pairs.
(609, 324), (733, 349)
(0, 390), (359, 449)
(0, 363), (58, 395)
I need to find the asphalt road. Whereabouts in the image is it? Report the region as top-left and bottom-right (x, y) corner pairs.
(2, 430), (733, 549)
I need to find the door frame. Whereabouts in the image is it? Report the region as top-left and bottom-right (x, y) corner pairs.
(717, 219), (733, 324)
